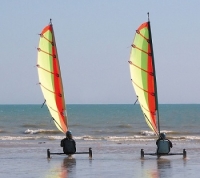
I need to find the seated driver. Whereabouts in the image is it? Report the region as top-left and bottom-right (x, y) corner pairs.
(156, 133), (172, 154)
(61, 130), (76, 154)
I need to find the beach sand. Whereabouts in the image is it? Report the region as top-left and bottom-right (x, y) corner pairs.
(0, 140), (200, 178)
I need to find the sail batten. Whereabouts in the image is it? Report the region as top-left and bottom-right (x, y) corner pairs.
(131, 44), (150, 55)
(37, 65), (57, 75)
(131, 80), (155, 96)
(129, 20), (159, 135)
(37, 22), (68, 134)
(129, 61), (154, 75)
(37, 48), (55, 57)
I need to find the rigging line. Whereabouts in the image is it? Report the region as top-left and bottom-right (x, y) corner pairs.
(41, 99), (46, 108)
(37, 65), (59, 76)
(131, 44), (151, 56)
(51, 117), (64, 133)
(128, 61), (154, 76)
(39, 83), (62, 97)
(37, 48), (56, 58)
(131, 79), (155, 96)
(144, 113), (159, 136)
(134, 97), (138, 105)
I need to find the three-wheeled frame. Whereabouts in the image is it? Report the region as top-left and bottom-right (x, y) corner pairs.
(140, 149), (186, 158)
(47, 148), (92, 158)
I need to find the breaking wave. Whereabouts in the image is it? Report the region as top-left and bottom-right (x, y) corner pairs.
(24, 129), (60, 135)
(1, 134), (200, 142)
(0, 136), (40, 141)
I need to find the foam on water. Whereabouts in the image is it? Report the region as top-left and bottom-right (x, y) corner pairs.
(24, 128), (60, 135)
(0, 136), (39, 140)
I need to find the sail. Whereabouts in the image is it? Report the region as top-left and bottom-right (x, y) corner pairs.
(129, 20), (159, 135)
(37, 22), (68, 133)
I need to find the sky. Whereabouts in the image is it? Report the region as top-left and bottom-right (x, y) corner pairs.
(0, 1), (200, 104)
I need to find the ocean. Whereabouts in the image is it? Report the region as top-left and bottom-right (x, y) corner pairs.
(0, 104), (200, 177)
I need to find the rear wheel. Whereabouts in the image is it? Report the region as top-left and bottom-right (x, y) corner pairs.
(89, 147), (92, 158)
(141, 149), (144, 158)
(183, 149), (186, 158)
(47, 149), (50, 158)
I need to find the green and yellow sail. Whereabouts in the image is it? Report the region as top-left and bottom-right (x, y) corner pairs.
(129, 19), (160, 135)
(37, 21), (68, 134)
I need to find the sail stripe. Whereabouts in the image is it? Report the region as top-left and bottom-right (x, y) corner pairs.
(137, 22), (148, 30)
(51, 26), (67, 132)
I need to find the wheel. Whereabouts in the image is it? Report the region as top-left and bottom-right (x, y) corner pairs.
(47, 149), (50, 158)
(141, 149), (144, 158)
(183, 149), (186, 158)
(89, 147), (92, 158)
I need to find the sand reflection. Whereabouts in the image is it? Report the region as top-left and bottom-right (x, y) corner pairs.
(141, 158), (171, 178)
(60, 157), (76, 178)
(156, 159), (171, 178)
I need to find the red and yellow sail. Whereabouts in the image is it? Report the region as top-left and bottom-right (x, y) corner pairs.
(129, 21), (159, 135)
(37, 22), (68, 133)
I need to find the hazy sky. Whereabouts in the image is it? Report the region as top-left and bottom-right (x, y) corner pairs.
(1, 1), (200, 104)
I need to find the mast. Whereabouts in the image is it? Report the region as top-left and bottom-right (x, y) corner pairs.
(147, 12), (160, 135)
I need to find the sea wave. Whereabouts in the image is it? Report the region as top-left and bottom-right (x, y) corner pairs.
(90, 129), (189, 137)
(140, 130), (183, 136)
(76, 135), (200, 142)
(140, 130), (156, 136)
(0, 136), (39, 141)
(24, 129), (60, 135)
(1, 134), (200, 141)
(185, 136), (200, 140)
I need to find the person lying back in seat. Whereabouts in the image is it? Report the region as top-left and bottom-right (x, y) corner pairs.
(156, 133), (172, 154)
(61, 130), (76, 155)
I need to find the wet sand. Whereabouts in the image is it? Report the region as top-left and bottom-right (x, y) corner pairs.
(0, 140), (199, 178)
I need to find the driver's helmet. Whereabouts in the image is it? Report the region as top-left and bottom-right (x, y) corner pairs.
(66, 130), (72, 139)
(160, 133), (166, 139)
